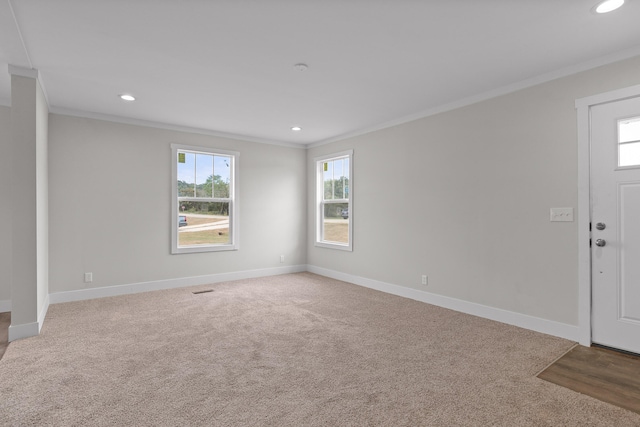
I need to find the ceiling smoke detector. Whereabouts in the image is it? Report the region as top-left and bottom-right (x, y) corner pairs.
(294, 63), (308, 72)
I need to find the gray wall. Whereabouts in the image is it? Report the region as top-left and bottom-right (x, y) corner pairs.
(0, 105), (10, 305)
(307, 55), (640, 327)
(48, 115), (307, 293)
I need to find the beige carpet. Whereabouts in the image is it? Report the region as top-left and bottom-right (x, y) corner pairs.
(1, 272), (639, 426)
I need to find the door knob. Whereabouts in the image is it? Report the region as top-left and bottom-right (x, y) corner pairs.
(596, 222), (606, 230)
(595, 239), (606, 247)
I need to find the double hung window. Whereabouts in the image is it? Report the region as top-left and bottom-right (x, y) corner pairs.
(171, 144), (238, 254)
(315, 150), (353, 250)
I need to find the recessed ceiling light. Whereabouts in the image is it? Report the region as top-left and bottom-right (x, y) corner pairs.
(119, 94), (136, 101)
(291, 126), (302, 131)
(293, 63), (308, 72)
(594, 0), (624, 13)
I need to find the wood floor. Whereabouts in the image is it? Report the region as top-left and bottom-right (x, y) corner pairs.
(0, 312), (10, 361)
(538, 344), (640, 415)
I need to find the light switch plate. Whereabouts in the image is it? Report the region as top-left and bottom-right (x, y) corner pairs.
(550, 207), (574, 222)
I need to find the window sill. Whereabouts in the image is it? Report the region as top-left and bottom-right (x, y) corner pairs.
(314, 241), (352, 251)
(172, 244), (238, 255)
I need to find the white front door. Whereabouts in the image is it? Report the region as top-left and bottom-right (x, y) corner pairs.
(591, 95), (640, 354)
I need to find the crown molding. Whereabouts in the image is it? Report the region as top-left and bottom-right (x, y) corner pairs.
(308, 45), (640, 149)
(49, 107), (307, 149)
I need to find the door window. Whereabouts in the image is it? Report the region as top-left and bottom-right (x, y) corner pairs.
(618, 116), (640, 167)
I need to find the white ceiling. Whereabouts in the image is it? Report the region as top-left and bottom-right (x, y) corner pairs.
(2, 0), (640, 146)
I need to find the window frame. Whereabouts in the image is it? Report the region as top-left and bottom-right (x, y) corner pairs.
(315, 150), (353, 251)
(171, 143), (239, 254)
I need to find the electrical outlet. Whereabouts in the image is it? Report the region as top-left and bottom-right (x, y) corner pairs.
(84, 272), (93, 283)
(280, 255), (285, 263)
(421, 275), (428, 286)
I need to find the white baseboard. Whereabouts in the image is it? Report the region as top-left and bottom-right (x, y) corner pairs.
(8, 321), (39, 342)
(49, 265), (307, 304)
(35, 264), (579, 344)
(306, 265), (579, 342)
(0, 299), (11, 313)
(5, 294), (50, 342)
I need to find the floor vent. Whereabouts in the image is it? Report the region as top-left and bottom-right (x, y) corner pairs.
(192, 289), (214, 294)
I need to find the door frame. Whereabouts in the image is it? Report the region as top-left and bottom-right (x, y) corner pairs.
(576, 83), (640, 347)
